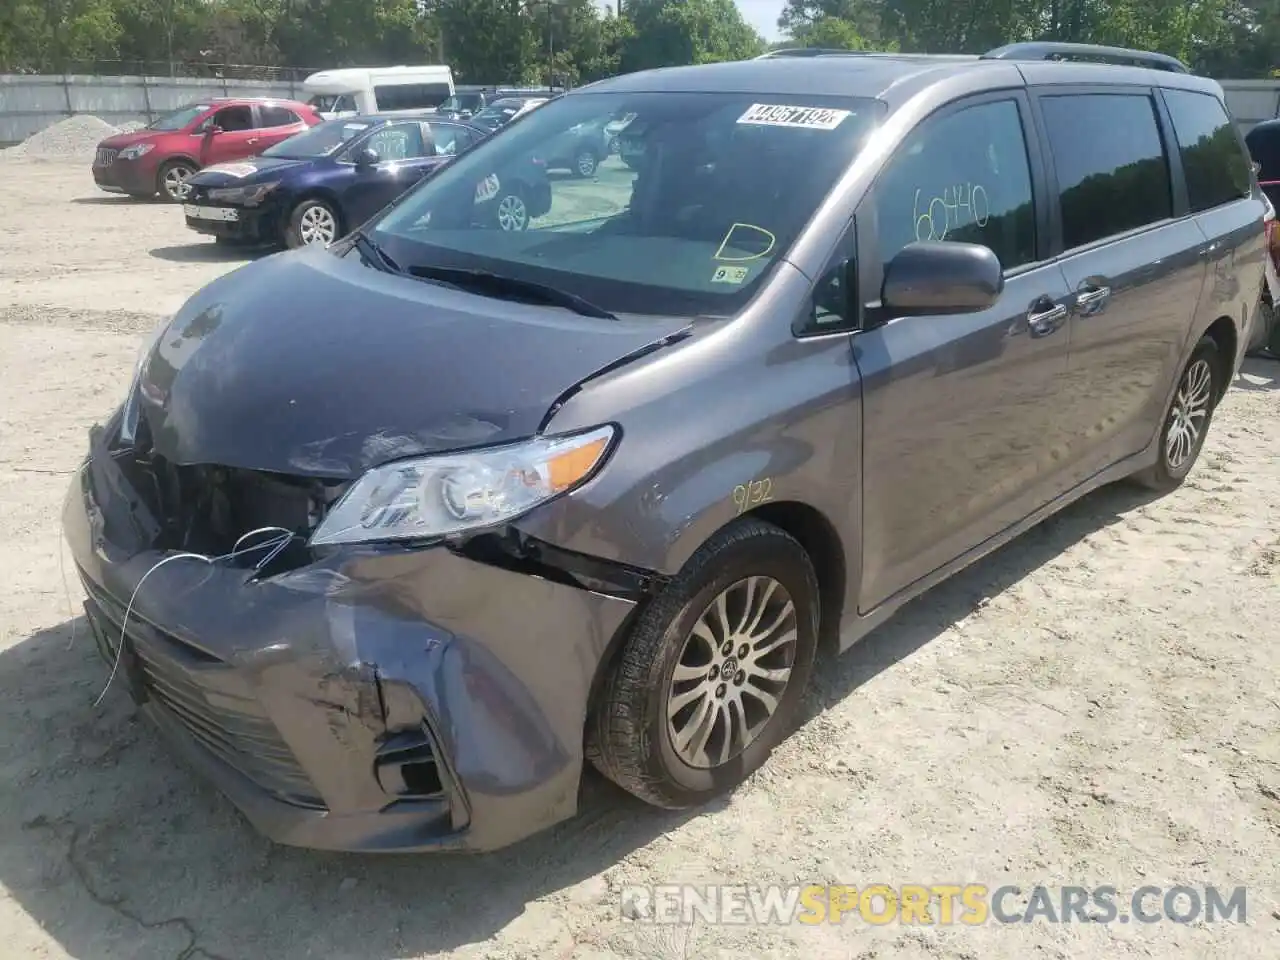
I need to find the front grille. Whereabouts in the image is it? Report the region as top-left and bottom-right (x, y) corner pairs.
(96, 147), (118, 166)
(81, 574), (325, 809)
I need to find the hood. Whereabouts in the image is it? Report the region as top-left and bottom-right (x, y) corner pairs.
(136, 247), (691, 479)
(98, 129), (162, 150)
(187, 156), (311, 186)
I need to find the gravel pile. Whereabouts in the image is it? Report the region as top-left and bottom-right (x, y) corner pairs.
(2, 114), (121, 162)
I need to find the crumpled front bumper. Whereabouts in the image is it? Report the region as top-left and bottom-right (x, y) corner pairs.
(62, 452), (637, 853)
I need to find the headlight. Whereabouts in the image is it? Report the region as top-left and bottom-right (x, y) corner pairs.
(118, 318), (170, 446)
(208, 181), (280, 205)
(309, 425), (616, 547)
(117, 143), (155, 160)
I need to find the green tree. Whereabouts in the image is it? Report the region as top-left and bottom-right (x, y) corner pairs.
(621, 0), (765, 72)
(436, 0), (540, 83)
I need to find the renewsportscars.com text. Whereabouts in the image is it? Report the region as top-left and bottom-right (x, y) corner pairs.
(619, 883), (1248, 926)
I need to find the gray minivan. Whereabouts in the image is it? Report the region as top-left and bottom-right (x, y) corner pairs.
(66, 42), (1267, 854)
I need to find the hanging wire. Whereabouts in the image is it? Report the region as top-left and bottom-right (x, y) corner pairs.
(92, 526), (297, 707)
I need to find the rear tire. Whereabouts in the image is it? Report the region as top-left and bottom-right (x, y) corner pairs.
(493, 188), (530, 231)
(1131, 335), (1224, 492)
(586, 518), (819, 810)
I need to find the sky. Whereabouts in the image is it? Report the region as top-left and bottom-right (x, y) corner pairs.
(734, 0), (786, 40)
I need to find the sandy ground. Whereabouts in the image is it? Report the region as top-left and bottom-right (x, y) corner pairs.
(0, 156), (1278, 960)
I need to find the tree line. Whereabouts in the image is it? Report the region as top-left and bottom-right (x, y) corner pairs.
(0, 0), (1276, 84)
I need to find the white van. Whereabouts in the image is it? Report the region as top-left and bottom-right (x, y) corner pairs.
(302, 66), (455, 119)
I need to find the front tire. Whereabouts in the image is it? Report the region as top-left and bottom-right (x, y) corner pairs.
(586, 518), (819, 809)
(285, 197), (340, 248)
(157, 160), (197, 202)
(571, 147), (599, 179)
(1131, 335), (1224, 491)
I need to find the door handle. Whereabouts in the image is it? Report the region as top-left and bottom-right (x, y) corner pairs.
(246, 137), (259, 145)
(1076, 285), (1110, 306)
(1027, 300), (1067, 337)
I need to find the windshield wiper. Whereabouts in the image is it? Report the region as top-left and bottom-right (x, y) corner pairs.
(350, 230), (407, 276)
(406, 265), (617, 320)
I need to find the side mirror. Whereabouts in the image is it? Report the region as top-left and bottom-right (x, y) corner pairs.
(881, 241), (1004, 316)
(354, 147), (379, 167)
(205, 125), (223, 136)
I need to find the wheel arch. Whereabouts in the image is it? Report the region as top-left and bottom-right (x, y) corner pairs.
(289, 189), (347, 237)
(155, 155), (200, 191)
(582, 498), (849, 732)
(1201, 314), (1238, 403)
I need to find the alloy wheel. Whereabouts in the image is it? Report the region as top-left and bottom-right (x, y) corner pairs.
(665, 576), (797, 770)
(1166, 357), (1213, 470)
(298, 204), (337, 245)
(576, 151), (597, 177)
(163, 165), (194, 201)
(497, 194), (528, 231)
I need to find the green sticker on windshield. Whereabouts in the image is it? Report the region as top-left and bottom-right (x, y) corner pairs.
(712, 266), (748, 285)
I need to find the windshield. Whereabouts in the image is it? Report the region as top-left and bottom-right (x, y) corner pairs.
(370, 91), (882, 316)
(148, 105), (210, 131)
(263, 118), (373, 158)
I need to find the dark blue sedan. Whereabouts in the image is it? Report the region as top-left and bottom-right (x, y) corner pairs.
(181, 113), (547, 248)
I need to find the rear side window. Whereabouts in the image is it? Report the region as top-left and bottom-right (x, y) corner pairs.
(1163, 89), (1252, 212)
(259, 105), (302, 128)
(874, 98), (1036, 271)
(1040, 93), (1172, 250)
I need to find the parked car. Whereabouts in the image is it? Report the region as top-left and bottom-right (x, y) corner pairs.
(66, 42), (1266, 855)
(181, 114), (522, 248)
(468, 96), (548, 133)
(438, 87), (561, 120)
(603, 112), (636, 154)
(91, 98), (322, 202)
(1244, 119), (1280, 355)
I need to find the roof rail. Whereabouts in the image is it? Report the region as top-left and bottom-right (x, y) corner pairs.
(981, 42), (1189, 73)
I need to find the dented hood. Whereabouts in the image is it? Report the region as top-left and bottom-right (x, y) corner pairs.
(137, 246), (689, 478)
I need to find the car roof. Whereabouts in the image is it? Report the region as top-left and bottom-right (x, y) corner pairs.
(205, 96), (313, 108)
(1247, 118), (1280, 139)
(324, 111), (478, 125)
(574, 52), (1224, 110)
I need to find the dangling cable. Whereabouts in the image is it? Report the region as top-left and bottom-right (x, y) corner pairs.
(93, 527), (297, 707)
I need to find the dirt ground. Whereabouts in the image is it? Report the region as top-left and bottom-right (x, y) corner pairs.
(0, 156), (1278, 960)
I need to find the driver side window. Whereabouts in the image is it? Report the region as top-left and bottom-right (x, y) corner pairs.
(364, 123), (427, 162)
(204, 105), (253, 133)
(873, 98), (1036, 271)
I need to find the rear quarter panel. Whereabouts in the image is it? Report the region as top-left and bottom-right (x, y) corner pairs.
(1191, 196), (1268, 379)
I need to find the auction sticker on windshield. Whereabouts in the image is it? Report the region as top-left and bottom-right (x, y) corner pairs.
(736, 104), (851, 131)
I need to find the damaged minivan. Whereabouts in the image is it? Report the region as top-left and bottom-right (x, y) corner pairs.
(66, 44), (1266, 853)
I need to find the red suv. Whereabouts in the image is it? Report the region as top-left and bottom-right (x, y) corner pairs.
(92, 98), (322, 202)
